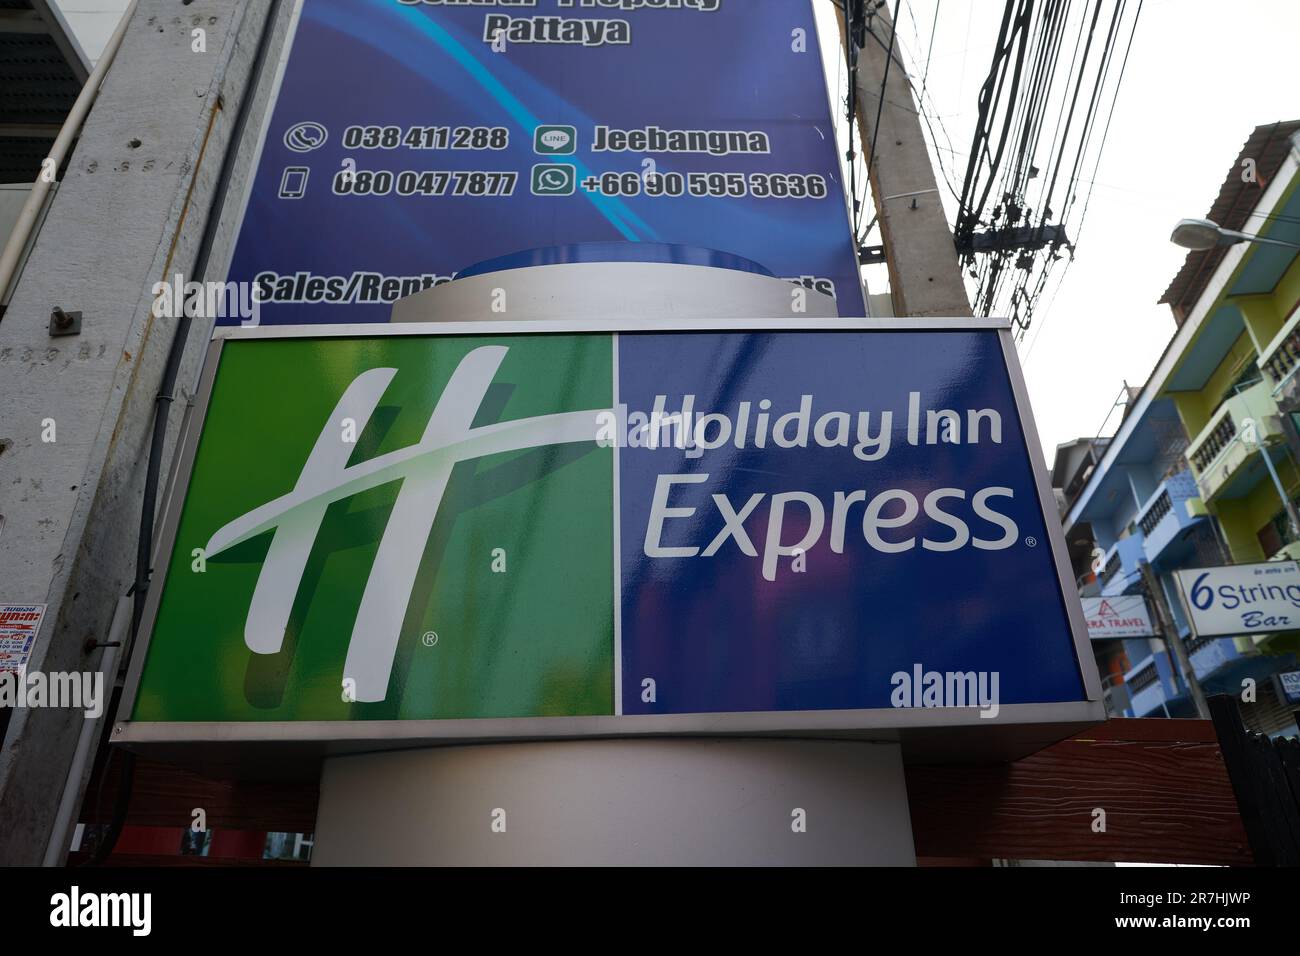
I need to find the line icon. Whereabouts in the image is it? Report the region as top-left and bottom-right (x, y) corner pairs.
(534, 125), (577, 155)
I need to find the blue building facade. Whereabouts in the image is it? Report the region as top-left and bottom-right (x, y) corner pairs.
(1055, 394), (1297, 727)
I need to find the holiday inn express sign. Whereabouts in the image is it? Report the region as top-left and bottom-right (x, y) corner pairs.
(116, 320), (1101, 750)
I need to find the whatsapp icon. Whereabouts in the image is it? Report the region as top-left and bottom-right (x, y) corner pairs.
(531, 163), (576, 196)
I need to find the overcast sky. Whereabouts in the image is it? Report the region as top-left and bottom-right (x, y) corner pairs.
(53, 0), (124, 62)
(61, 1), (1300, 462)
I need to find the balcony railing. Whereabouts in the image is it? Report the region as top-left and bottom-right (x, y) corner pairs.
(1189, 415), (1236, 474)
(1135, 468), (1204, 565)
(1128, 660), (1158, 693)
(1264, 331), (1300, 393)
(1124, 651), (1189, 718)
(1185, 378), (1281, 501)
(1100, 533), (1145, 595)
(1260, 307), (1300, 398)
(1138, 490), (1171, 536)
(1126, 655), (1167, 718)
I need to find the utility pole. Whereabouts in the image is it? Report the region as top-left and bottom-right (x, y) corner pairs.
(837, 0), (971, 318)
(1139, 561), (1209, 719)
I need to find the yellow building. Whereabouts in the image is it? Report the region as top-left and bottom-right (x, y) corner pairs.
(1158, 120), (1300, 655)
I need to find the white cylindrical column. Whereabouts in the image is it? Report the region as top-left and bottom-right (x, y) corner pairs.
(389, 243), (838, 323)
(313, 738), (914, 866)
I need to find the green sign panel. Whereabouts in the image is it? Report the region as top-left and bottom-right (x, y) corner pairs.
(132, 333), (614, 722)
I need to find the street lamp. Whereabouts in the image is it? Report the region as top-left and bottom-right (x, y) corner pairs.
(1170, 217), (1300, 251)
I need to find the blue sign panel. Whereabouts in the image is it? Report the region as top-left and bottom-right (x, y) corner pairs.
(223, 0), (865, 324)
(616, 329), (1088, 714)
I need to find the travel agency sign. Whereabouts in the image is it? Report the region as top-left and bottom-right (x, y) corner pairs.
(1080, 596), (1153, 640)
(116, 320), (1102, 752)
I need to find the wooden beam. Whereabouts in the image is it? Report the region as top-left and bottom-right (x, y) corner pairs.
(80, 750), (319, 834)
(907, 718), (1251, 865)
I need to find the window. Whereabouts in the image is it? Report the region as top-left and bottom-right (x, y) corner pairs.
(1256, 500), (1300, 557)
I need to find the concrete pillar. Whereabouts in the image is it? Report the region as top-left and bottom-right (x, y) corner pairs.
(0, 0), (288, 865)
(842, 5), (971, 319)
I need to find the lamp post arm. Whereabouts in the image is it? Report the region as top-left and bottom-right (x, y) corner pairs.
(1221, 229), (1300, 251)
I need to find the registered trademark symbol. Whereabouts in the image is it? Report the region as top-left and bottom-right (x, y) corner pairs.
(422, 631), (439, 647)
(1024, 536), (1037, 547)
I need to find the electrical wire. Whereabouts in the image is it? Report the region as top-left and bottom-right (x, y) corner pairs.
(863, 13), (965, 205)
(867, 0), (903, 182)
(1022, 0), (1145, 358)
(919, 0), (941, 101)
(944, 0), (1143, 332)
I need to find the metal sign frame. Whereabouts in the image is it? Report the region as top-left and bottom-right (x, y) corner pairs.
(113, 317), (1104, 769)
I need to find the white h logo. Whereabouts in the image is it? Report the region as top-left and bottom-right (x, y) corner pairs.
(204, 345), (608, 702)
